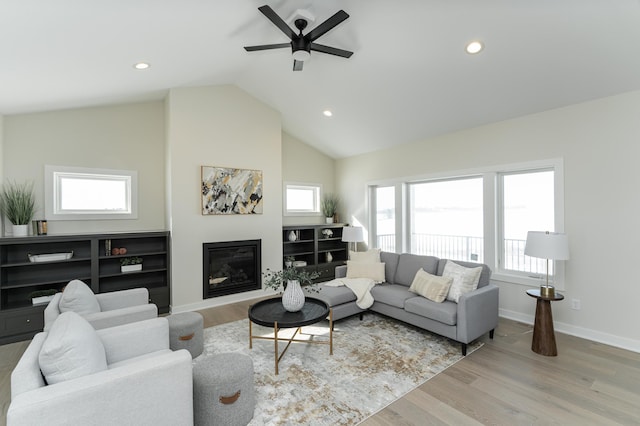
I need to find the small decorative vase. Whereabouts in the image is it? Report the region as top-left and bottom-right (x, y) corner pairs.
(12, 224), (29, 237)
(282, 280), (305, 312)
(326, 251), (333, 263)
(288, 230), (297, 242)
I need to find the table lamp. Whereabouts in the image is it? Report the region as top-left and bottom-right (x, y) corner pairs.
(342, 226), (363, 253)
(524, 231), (569, 298)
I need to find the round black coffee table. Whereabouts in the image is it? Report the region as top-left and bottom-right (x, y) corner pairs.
(248, 297), (333, 375)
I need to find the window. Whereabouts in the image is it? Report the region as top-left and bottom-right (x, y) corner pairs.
(45, 165), (138, 220)
(283, 183), (321, 216)
(372, 186), (396, 252)
(500, 169), (555, 275)
(368, 159), (564, 287)
(409, 177), (483, 262)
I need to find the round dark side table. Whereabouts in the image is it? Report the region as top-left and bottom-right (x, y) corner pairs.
(527, 289), (564, 356)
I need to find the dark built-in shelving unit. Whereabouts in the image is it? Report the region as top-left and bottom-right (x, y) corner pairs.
(282, 224), (347, 282)
(0, 231), (170, 344)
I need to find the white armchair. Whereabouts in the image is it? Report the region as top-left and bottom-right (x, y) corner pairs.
(8, 315), (193, 426)
(44, 280), (157, 331)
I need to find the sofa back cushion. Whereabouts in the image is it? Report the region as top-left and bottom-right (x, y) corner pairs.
(380, 252), (400, 284)
(394, 254), (440, 287)
(39, 311), (107, 385)
(437, 259), (492, 288)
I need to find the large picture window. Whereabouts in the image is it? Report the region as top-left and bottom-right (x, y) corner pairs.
(368, 159), (564, 287)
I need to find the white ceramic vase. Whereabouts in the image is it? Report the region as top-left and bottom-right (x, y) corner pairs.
(288, 230), (297, 242)
(282, 279), (305, 312)
(12, 224), (28, 237)
(325, 217), (333, 224)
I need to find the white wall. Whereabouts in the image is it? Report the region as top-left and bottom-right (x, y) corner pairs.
(2, 102), (166, 234)
(282, 132), (336, 226)
(336, 90), (640, 352)
(166, 85), (283, 311)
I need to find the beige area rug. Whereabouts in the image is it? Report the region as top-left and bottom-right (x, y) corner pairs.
(198, 313), (482, 425)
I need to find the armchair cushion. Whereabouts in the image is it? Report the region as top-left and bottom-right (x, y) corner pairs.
(58, 280), (100, 315)
(39, 311), (107, 385)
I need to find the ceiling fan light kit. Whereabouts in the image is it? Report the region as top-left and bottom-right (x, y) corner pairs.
(244, 5), (353, 71)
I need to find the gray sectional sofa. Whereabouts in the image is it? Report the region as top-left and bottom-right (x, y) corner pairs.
(310, 251), (499, 355)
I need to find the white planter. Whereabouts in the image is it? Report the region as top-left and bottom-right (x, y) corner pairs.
(282, 280), (305, 312)
(325, 217), (333, 224)
(121, 264), (142, 273)
(32, 295), (55, 305)
(12, 224), (29, 237)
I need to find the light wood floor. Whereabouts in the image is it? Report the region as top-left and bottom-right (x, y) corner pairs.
(2, 298), (639, 425)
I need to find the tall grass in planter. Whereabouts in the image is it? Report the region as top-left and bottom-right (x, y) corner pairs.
(0, 181), (36, 236)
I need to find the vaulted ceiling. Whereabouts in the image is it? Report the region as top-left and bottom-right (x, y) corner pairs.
(2, 1), (640, 158)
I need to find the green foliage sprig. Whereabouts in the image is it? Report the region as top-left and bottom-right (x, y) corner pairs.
(120, 256), (143, 266)
(262, 266), (321, 293)
(321, 193), (339, 217)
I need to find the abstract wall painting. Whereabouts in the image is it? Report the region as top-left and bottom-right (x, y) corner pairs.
(201, 166), (263, 215)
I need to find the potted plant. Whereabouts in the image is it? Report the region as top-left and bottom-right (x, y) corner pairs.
(321, 193), (339, 224)
(29, 289), (57, 305)
(263, 266), (320, 312)
(120, 256), (143, 273)
(0, 180), (36, 237)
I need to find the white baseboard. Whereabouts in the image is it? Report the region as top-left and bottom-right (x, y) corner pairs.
(171, 289), (277, 314)
(499, 308), (640, 354)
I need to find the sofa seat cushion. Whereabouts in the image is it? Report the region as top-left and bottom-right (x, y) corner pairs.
(309, 284), (357, 306)
(370, 284), (416, 308)
(108, 349), (173, 369)
(404, 297), (458, 326)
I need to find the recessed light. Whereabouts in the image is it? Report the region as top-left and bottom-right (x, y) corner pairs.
(465, 41), (483, 54)
(133, 62), (150, 70)
(323, 110), (333, 117)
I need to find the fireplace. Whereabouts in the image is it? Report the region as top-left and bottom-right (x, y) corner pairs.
(203, 240), (261, 298)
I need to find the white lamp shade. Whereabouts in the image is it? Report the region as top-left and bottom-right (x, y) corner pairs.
(524, 231), (569, 260)
(341, 226), (363, 243)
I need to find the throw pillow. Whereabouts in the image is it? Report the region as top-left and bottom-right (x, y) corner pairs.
(59, 279), (101, 315)
(39, 311), (108, 385)
(346, 261), (386, 283)
(443, 260), (483, 303)
(349, 248), (381, 263)
(408, 268), (453, 303)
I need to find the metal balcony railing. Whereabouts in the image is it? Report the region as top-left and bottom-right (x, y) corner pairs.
(375, 234), (550, 274)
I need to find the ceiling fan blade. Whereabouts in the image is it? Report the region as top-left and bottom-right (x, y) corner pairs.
(305, 10), (349, 42)
(293, 60), (304, 71)
(244, 43), (290, 52)
(310, 43), (353, 58)
(258, 5), (296, 40)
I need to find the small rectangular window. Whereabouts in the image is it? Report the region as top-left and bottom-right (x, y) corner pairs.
(45, 165), (138, 220)
(283, 183), (321, 216)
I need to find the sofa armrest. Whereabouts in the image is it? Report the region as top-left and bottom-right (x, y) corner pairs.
(456, 284), (499, 344)
(97, 317), (169, 365)
(83, 303), (158, 331)
(335, 265), (347, 278)
(96, 287), (149, 311)
(7, 350), (193, 426)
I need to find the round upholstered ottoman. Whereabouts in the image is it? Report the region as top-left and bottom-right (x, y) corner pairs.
(167, 312), (204, 358)
(193, 353), (255, 426)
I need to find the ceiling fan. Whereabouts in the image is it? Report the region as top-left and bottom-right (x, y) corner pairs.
(244, 5), (353, 71)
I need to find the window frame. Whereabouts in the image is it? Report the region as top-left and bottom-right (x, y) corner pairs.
(44, 165), (138, 220)
(367, 158), (565, 289)
(283, 182), (322, 216)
